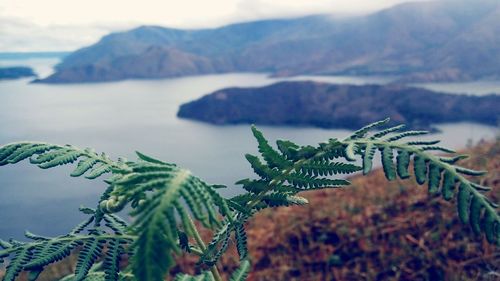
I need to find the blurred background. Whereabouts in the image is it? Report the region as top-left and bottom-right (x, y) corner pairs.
(0, 0), (499, 280)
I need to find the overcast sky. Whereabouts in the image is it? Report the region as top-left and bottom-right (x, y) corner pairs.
(0, 0), (430, 52)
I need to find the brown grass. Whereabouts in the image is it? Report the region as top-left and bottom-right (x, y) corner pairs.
(175, 140), (500, 281)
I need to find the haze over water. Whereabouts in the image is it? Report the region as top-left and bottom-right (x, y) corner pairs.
(0, 56), (497, 239)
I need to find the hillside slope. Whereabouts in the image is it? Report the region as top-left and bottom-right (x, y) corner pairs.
(174, 140), (500, 280)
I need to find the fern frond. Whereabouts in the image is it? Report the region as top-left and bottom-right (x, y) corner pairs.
(0, 209), (131, 281)
(346, 118), (390, 140)
(300, 161), (360, 176)
(75, 238), (105, 281)
(0, 142), (129, 178)
(98, 153), (231, 281)
(103, 239), (123, 281)
(341, 118), (500, 245)
(251, 125), (291, 169)
(235, 126), (354, 217)
(199, 224), (231, 267)
(234, 223), (248, 260)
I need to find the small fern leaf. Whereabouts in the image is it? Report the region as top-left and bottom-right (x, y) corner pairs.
(396, 150), (411, 179)
(381, 146), (396, 181)
(234, 223), (248, 260)
(244, 154), (278, 180)
(441, 171), (457, 201)
(25, 241), (78, 269)
(439, 154), (469, 164)
(75, 239), (105, 281)
(236, 179), (268, 194)
(251, 125), (290, 169)
(285, 172), (349, 189)
(229, 260), (251, 281)
(38, 150), (81, 169)
(200, 225), (231, 266)
(299, 161), (360, 176)
(135, 151), (169, 165)
(362, 143), (376, 175)
(70, 216), (95, 235)
(372, 124), (406, 138)
(5, 144), (56, 164)
(71, 158), (99, 177)
(3, 246), (32, 281)
(427, 164), (442, 195)
(406, 140), (441, 146)
(85, 164), (112, 179)
(455, 167), (487, 176)
(483, 210), (498, 244)
(469, 195), (483, 236)
(103, 239), (123, 281)
(0, 143), (22, 164)
(347, 118), (390, 140)
(276, 140), (300, 159)
(385, 130), (429, 142)
(421, 146), (456, 153)
(413, 155), (427, 185)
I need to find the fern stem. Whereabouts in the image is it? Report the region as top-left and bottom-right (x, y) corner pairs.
(185, 213), (224, 281)
(0, 234), (135, 256)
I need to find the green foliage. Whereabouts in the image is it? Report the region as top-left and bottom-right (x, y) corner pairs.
(0, 119), (498, 281)
(0, 208), (130, 281)
(342, 118), (500, 245)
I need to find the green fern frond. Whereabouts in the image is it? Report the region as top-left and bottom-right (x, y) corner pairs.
(0, 226), (130, 281)
(75, 238), (105, 281)
(341, 118), (500, 245)
(199, 224), (231, 267)
(234, 223), (248, 260)
(346, 117), (390, 140)
(299, 161), (360, 176)
(0, 142), (129, 178)
(237, 127), (353, 214)
(251, 125), (291, 169)
(96, 153), (231, 281)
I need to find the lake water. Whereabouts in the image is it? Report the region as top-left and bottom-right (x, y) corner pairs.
(0, 56), (498, 239)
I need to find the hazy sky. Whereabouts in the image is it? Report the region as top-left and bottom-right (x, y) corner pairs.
(0, 0), (430, 52)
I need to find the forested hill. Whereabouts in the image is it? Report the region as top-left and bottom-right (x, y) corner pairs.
(40, 0), (500, 83)
(177, 81), (500, 131)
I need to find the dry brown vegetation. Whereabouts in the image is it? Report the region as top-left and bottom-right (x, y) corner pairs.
(175, 140), (500, 281)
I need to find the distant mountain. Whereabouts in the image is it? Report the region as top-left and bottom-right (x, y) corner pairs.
(177, 81), (500, 130)
(0, 52), (69, 60)
(40, 0), (500, 83)
(0, 67), (36, 80)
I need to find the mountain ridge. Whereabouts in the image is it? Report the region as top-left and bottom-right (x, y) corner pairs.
(177, 81), (500, 130)
(39, 0), (500, 83)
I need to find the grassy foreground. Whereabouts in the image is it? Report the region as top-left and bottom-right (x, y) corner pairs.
(2, 140), (499, 281)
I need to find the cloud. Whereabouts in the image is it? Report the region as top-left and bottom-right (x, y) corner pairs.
(0, 0), (433, 52)
(0, 17), (132, 52)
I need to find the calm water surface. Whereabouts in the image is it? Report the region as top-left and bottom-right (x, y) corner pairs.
(0, 57), (497, 239)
